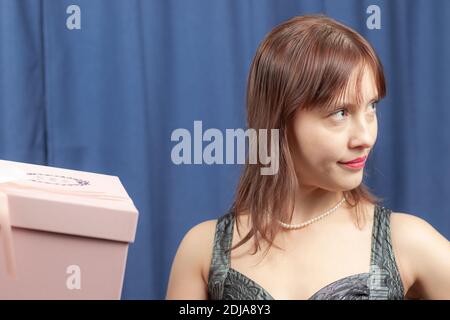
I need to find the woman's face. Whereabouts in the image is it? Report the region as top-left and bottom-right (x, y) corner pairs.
(290, 65), (379, 192)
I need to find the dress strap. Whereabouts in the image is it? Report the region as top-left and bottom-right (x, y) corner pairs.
(207, 210), (234, 300)
(368, 205), (405, 299)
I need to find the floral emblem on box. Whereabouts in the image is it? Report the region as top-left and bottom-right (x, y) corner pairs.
(26, 173), (90, 187)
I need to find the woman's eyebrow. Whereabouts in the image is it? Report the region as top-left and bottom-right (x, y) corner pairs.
(338, 96), (379, 109)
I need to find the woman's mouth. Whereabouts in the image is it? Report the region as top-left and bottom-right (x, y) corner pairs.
(338, 156), (367, 170)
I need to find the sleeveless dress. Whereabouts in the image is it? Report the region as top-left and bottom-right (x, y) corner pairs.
(208, 204), (405, 300)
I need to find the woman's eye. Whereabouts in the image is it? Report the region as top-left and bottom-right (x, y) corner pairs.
(331, 109), (348, 120)
(330, 101), (378, 121)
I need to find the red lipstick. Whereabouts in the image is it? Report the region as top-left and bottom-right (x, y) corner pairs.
(338, 156), (367, 169)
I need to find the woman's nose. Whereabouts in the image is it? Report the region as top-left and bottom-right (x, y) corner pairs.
(349, 115), (376, 148)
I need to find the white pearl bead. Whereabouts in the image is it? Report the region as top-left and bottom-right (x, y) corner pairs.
(278, 197), (346, 230)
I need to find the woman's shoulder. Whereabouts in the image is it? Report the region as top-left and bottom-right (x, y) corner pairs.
(183, 211), (235, 248)
(179, 212), (237, 285)
(389, 212), (431, 272)
(389, 210), (449, 262)
(181, 209), (237, 245)
(372, 203), (437, 240)
(167, 216), (224, 299)
(389, 210), (443, 248)
(389, 210), (450, 298)
(184, 210), (249, 282)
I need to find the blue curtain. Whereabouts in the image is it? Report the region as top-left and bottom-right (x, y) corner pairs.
(1, 0), (449, 299)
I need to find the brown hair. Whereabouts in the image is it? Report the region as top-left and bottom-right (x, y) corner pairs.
(229, 14), (386, 257)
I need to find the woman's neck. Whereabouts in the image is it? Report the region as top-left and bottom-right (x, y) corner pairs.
(290, 186), (345, 224)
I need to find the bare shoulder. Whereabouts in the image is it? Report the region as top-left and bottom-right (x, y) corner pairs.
(181, 219), (218, 282)
(390, 211), (450, 299)
(389, 212), (441, 265)
(391, 211), (431, 233)
(390, 212), (448, 246)
(166, 218), (218, 299)
(184, 218), (218, 244)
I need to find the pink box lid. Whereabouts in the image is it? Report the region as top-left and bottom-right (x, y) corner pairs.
(0, 159), (138, 243)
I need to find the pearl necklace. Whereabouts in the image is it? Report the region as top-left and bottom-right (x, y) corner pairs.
(278, 197), (347, 230)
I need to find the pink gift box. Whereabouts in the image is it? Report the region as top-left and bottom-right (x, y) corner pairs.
(0, 159), (138, 299)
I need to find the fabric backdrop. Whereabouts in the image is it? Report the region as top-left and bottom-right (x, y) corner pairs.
(1, 0), (449, 299)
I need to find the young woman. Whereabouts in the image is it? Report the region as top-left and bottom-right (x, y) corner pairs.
(166, 15), (450, 300)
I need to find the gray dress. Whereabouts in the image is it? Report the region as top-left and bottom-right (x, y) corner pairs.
(208, 204), (405, 300)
